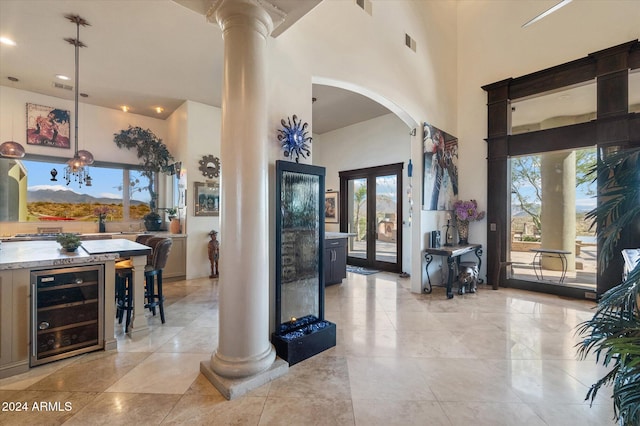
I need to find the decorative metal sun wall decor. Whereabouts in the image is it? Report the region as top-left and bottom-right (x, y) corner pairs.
(277, 115), (312, 163)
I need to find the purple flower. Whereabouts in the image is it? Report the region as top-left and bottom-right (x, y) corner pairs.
(453, 199), (485, 222)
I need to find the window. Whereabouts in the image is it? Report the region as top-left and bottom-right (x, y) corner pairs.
(0, 157), (151, 222)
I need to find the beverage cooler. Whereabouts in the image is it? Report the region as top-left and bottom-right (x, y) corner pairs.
(30, 265), (104, 366)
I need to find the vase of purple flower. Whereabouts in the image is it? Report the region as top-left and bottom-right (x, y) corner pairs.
(453, 199), (485, 245)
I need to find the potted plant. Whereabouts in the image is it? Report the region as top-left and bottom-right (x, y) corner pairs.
(113, 126), (174, 231)
(576, 147), (640, 425)
(165, 207), (178, 221)
(55, 233), (82, 252)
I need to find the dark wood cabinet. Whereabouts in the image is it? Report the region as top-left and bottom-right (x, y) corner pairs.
(325, 238), (347, 286)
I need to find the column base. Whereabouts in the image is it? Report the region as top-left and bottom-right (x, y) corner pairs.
(200, 357), (288, 400)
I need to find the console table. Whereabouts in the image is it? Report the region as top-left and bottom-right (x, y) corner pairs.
(530, 248), (571, 283)
(424, 243), (483, 299)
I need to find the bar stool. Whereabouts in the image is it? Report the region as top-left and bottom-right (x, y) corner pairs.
(143, 237), (172, 323)
(114, 234), (157, 331)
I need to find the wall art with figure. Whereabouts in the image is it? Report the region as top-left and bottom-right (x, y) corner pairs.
(26, 103), (71, 148)
(422, 122), (458, 211)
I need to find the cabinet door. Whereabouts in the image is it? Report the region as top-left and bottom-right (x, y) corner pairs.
(334, 240), (347, 280)
(164, 237), (186, 279)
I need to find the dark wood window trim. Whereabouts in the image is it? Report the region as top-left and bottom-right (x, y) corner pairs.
(482, 40), (640, 298)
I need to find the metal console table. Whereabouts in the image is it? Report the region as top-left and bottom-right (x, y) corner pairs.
(424, 243), (483, 299)
(530, 248), (571, 283)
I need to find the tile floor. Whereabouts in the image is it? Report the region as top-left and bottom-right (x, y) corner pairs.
(0, 272), (616, 425)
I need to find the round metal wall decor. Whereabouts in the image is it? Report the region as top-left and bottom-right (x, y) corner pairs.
(198, 155), (220, 178)
(277, 114), (312, 163)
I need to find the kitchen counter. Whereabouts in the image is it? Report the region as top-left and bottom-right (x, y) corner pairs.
(0, 239), (152, 379)
(1, 231), (187, 242)
(0, 240), (118, 270)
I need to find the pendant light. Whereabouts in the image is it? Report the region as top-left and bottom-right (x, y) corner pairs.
(0, 77), (26, 159)
(63, 14), (93, 187)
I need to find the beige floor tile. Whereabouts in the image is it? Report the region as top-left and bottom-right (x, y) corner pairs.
(259, 397), (354, 425)
(268, 356), (351, 400)
(347, 357), (437, 401)
(0, 389), (98, 425)
(529, 402), (616, 426)
(0, 273), (617, 424)
(64, 392), (181, 425)
(440, 401), (546, 426)
(416, 359), (524, 403)
(156, 326), (218, 353)
(114, 326), (184, 353)
(105, 352), (209, 394)
(27, 351), (151, 392)
(161, 394), (265, 425)
(352, 399), (451, 426)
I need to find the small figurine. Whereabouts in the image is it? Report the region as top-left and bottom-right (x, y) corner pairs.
(208, 230), (219, 278)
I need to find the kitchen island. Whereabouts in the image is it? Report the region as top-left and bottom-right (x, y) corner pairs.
(0, 239), (150, 378)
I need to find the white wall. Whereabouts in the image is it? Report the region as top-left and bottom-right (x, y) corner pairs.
(274, 0), (459, 292)
(0, 85), (169, 235)
(167, 100), (222, 280)
(313, 113), (412, 273)
(0, 86), (167, 165)
(456, 0), (640, 280)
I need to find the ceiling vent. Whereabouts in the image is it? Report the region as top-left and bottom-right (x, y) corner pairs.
(356, 0), (372, 15)
(52, 81), (73, 91)
(405, 34), (416, 52)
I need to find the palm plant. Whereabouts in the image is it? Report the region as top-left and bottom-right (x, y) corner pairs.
(576, 147), (640, 425)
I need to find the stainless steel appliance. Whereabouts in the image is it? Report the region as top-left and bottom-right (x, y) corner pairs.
(30, 265), (104, 366)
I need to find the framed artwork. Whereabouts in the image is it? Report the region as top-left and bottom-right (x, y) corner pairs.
(194, 181), (219, 216)
(325, 191), (339, 223)
(26, 103), (71, 148)
(422, 122), (458, 210)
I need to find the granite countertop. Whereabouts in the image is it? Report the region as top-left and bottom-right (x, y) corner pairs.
(326, 232), (356, 240)
(1, 231), (187, 242)
(0, 239), (151, 270)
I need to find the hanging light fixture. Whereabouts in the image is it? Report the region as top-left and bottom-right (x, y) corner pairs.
(63, 14), (93, 187)
(0, 77), (26, 159)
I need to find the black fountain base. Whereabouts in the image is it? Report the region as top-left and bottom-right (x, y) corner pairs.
(271, 315), (336, 366)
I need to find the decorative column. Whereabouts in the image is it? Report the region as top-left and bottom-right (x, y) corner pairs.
(540, 150), (576, 272)
(200, 0), (287, 399)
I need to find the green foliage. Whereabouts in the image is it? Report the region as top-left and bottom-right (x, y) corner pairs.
(55, 233), (81, 250)
(511, 148), (596, 233)
(576, 147), (640, 426)
(113, 126), (174, 211)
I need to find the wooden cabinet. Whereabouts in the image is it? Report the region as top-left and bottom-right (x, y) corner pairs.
(0, 269), (31, 379)
(325, 238), (347, 286)
(164, 236), (186, 280)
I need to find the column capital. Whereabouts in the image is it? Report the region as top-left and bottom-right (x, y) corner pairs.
(207, 0), (285, 38)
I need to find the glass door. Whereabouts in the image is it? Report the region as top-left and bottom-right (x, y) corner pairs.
(508, 147), (597, 291)
(340, 163), (403, 272)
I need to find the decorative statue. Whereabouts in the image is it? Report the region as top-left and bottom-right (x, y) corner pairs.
(208, 230), (219, 278)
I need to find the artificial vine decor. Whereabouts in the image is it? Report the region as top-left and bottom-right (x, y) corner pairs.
(113, 126), (174, 229)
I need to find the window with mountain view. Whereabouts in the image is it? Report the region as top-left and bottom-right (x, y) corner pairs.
(0, 157), (150, 222)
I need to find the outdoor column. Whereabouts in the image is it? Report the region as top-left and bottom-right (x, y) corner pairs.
(540, 150), (576, 272)
(200, 0), (287, 399)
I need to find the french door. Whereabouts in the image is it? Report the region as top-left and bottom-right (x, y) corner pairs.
(339, 163), (403, 272)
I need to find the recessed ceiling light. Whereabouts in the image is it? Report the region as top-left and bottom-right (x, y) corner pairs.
(155, 107), (164, 114)
(121, 106), (129, 113)
(0, 37), (16, 46)
(56, 74), (71, 81)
